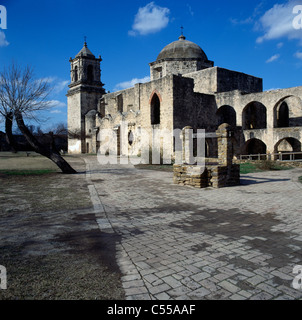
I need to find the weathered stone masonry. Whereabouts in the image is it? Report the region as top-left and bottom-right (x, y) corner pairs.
(67, 34), (302, 165)
(173, 124), (240, 189)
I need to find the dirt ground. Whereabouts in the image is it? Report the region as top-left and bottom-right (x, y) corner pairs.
(0, 153), (125, 300)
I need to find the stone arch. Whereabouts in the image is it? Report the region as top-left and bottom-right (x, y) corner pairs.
(274, 137), (301, 153)
(150, 92), (161, 125)
(274, 96), (302, 128)
(244, 138), (267, 156)
(242, 101), (267, 130)
(87, 65), (94, 83)
(216, 105), (237, 128)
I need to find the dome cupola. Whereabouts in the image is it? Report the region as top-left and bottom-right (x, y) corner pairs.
(149, 34), (214, 81)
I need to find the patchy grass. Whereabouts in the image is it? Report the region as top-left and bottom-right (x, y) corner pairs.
(299, 176), (302, 184)
(240, 161), (293, 174)
(240, 162), (261, 174)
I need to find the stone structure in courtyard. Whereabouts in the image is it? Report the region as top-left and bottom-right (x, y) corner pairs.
(67, 35), (302, 161)
(173, 123), (240, 188)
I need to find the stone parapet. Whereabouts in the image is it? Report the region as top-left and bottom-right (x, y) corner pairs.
(173, 164), (240, 189)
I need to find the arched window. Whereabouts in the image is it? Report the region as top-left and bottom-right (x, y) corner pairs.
(87, 65), (93, 83)
(74, 66), (78, 82)
(117, 94), (123, 113)
(274, 137), (302, 160)
(151, 93), (160, 125)
(244, 138), (267, 159)
(242, 102), (267, 130)
(128, 131), (134, 146)
(275, 137), (301, 153)
(216, 105), (237, 127)
(277, 102), (289, 127)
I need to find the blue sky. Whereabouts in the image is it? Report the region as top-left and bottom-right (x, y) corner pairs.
(1, 0), (302, 131)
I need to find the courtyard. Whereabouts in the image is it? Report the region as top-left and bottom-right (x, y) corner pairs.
(0, 153), (302, 300)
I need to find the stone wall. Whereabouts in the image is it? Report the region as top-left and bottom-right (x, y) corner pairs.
(173, 164), (240, 189)
(184, 67), (262, 95)
(173, 123), (240, 189)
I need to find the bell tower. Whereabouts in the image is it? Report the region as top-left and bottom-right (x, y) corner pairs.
(67, 40), (105, 154)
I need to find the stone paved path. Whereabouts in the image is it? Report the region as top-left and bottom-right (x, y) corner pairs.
(84, 156), (302, 300)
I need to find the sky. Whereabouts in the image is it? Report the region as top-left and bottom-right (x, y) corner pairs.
(1, 0), (302, 131)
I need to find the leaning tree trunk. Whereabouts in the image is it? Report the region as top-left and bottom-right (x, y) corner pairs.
(15, 111), (77, 174)
(5, 112), (18, 153)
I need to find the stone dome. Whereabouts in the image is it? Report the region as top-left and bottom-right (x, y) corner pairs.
(157, 35), (208, 61)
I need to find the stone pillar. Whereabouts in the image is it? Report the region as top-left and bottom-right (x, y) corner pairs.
(216, 123), (233, 166)
(182, 126), (194, 164)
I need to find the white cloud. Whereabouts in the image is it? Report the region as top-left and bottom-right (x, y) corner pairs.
(0, 31), (9, 47)
(114, 76), (150, 91)
(48, 100), (67, 108)
(230, 2), (264, 26)
(294, 51), (302, 59)
(187, 4), (194, 17)
(54, 80), (69, 93)
(230, 17), (253, 25)
(129, 2), (170, 36)
(266, 54), (280, 63)
(256, 0), (302, 44)
(38, 77), (69, 94)
(50, 109), (63, 114)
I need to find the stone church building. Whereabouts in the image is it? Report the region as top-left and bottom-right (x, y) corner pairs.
(67, 35), (302, 161)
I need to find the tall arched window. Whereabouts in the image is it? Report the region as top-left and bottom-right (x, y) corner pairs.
(87, 65), (94, 83)
(277, 102), (289, 127)
(117, 94), (123, 113)
(74, 66), (78, 82)
(151, 93), (160, 125)
(242, 102), (267, 130)
(216, 105), (237, 127)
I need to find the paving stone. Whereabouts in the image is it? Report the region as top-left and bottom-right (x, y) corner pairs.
(219, 280), (240, 293)
(230, 293), (246, 300)
(149, 283), (171, 295)
(256, 283), (282, 297)
(271, 270), (293, 281)
(154, 292), (171, 300)
(162, 275), (182, 289)
(84, 157), (302, 301)
(191, 272), (211, 282)
(246, 275), (266, 286)
(188, 287), (211, 299)
(250, 292), (273, 300)
(144, 274), (160, 284)
(214, 273), (231, 281)
(125, 286), (150, 296)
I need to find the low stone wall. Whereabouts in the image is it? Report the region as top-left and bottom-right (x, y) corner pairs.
(173, 165), (209, 188)
(209, 164), (240, 188)
(173, 164), (240, 189)
(173, 123), (240, 189)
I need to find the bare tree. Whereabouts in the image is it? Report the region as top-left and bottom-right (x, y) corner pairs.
(0, 63), (76, 174)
